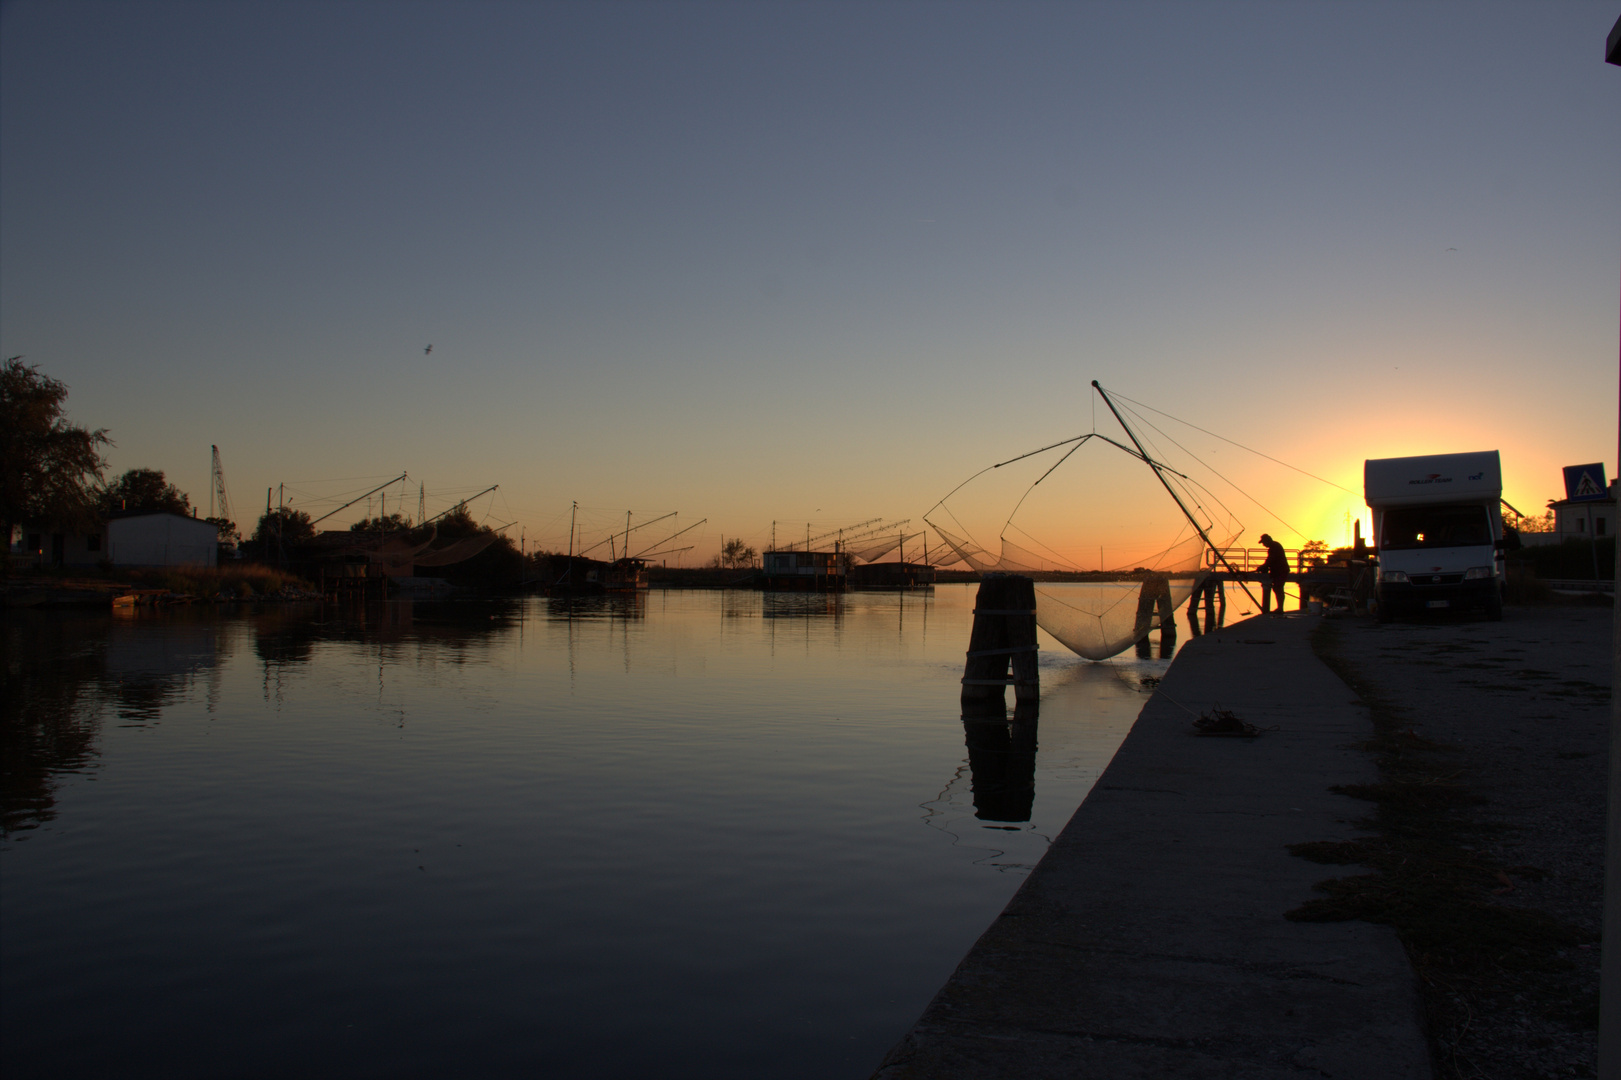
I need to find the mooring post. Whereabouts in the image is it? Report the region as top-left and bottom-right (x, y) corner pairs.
(962, 573), (1039, 714)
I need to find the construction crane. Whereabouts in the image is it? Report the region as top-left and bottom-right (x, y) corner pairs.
(210, 445), (234, 525)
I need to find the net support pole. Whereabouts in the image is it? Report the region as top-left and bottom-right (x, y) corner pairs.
(1091, 381), (1263, 610)
(962, 573), (1039, 715)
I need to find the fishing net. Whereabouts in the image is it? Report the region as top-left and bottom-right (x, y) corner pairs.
(359, 532), (500, 575)
(927, 431), (1242, 661)
(847, 532), (924, 563)
(410, 534), (500, 567)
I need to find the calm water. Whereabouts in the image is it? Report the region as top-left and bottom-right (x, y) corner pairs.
(2, 586), (1176, 1079)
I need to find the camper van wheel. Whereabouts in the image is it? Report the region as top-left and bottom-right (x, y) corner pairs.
(1484, 590), (1503, 622)
(1375, 595), (1394, 624)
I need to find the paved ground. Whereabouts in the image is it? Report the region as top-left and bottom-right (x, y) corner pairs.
(873, 612), (1432, 1079)
(1321, 606), (1610, 1079)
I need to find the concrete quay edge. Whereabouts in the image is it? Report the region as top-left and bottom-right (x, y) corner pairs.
(873, 614), (1431, 1079)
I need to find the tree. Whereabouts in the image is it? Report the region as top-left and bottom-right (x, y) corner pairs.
(430, 503), (481, 538)
(252, 508), (314, 549)
(101, 467), (191, 517)
(1300, 539), (1329, 565)
(721, 538), (757, 569)
(0, 357), (111, 571)
(207, 515), (240, 550)
(350, 513), (412, 535)
(1516, 505), (1557, 534)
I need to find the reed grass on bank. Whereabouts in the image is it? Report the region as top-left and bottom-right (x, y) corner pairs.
(123, 564), (311, 598)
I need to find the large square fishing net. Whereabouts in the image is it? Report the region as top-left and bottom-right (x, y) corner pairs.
(925, 429), (1242, 661)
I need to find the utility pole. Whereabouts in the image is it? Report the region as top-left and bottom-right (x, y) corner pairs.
(563, 500), (577, 589)
(1597, 18), (1619, 1077)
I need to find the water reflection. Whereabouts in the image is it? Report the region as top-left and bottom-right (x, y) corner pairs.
(1, 609), (234, 835)
(2, 602), (524, 834)
(962, 706), (1038, 822)
(251, 599), (524, 666)
(762, 592), (843, 619)
(544, 593), (648, 621)
(2, 588), (1159, 1080)
(2, 613), (108, 835)
(925, 645), (1171, 872)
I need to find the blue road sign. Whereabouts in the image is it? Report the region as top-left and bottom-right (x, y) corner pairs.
(1563, 463), (1609, 502)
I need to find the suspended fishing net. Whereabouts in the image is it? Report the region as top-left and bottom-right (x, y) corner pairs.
(847, 532), (924, 563)
(358, 532), (500, 575)
(359, 536), (437, 577)
(410, 534), (501, 567)
(927, 427), (1243, 661)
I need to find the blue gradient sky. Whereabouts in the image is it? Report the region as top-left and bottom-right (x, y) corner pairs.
(4, 1), (1617, 560)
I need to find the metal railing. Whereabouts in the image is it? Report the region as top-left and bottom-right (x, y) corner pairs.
(1544, 578), (1616, 594)
(1205, 547), (1308, 573)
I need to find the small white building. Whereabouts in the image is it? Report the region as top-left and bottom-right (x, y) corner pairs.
(1549, 479), (1617, 542)
(106, 511), (218, 567)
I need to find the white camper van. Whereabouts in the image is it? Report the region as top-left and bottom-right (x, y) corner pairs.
(1364, 451), (1504, 622)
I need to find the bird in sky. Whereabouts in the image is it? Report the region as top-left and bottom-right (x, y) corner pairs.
(424, 344), (433, 355)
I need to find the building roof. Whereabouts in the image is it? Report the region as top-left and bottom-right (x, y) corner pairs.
(106, 508), (207, 521)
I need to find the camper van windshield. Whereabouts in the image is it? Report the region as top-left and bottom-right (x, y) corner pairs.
(1380, 505), (1492, 550)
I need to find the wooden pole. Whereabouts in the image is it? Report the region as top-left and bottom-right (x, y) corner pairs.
(962, 574), (1039, 715)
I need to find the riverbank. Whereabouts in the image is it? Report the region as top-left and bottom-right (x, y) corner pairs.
(1, 564), (315, 608)
(876, 611), (1430, 1078)
(874, 604), (1610, 1078)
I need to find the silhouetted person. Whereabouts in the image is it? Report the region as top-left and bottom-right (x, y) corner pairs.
(1258, 533), (1289, 615)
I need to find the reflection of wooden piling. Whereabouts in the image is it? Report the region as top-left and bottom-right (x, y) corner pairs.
(962, 574), (1039, 714)
(962, 706), (1039, 821)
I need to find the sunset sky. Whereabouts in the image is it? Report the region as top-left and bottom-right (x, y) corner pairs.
(3, 1), (1617, 564)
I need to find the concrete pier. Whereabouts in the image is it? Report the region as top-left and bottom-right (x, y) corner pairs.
(874, 614), (1431, 1079)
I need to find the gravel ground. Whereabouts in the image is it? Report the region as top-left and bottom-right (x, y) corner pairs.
(1321, 603), (1612, 1080)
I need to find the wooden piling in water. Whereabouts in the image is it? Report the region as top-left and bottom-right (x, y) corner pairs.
(961, 574), (1039, 714)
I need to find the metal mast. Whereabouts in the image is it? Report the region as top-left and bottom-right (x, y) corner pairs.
(1091, 381), (1259, 605)
(306, 473), (410, 529)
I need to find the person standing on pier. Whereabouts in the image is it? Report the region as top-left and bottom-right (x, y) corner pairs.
(1258, 533), (1289, 615)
